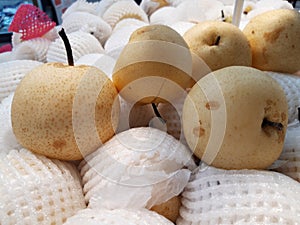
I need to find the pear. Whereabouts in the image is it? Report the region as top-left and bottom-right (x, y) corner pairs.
(112, 24), (194, 104)
(11, 62), (119, 160)
(243, 9), (300, 73)
(182, 66), (288, 169)
(150, 195), (181, 223)
(183, 21), (252, 72)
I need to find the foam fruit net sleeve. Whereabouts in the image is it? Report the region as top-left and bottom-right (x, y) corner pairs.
(266, 72), (300, 123)
(177, 166), (300, 225)
(0, 149), (86, 225)
(8, 4), (56, 41)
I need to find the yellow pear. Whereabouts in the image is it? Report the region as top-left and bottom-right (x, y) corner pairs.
(243, 9), (300, 73)
(183, 21), (252, 72)
(182, 66), (288, 169)
(112, 24), (194, 104)
(11, 62), (119, 160)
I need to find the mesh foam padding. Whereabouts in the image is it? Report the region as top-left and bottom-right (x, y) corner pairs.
(0, 60), (42, 102)
(64, 208), (174, 225)
(8, 4), (56, 41)
(62, 0), (98, 20)
(104, 25), (142, 59)
(75, 53), (116, 79)
(177, 166), (300, 225)
(12, 38), (51, 62)
(0, 149), (86, 225)
(266, 72), (300, 123)
(0, 94), (22, 154)
(274, 122), (300, 182)
(79, 127), (195, 209)
(47, 31), (104, 63)
(62, 12), (112, 45)
(102, 0), (149, 28)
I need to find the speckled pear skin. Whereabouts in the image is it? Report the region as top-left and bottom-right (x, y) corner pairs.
(183, 66), (288, 169)
(243, 9), (300, 74)
(183, 21), (252, 72)
(113, 24), (195, 104)
(11, 62), (119, 160)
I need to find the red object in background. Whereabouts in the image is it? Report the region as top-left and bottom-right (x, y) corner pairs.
(0, 44), (12, 53)
(8, 4), (56, 41)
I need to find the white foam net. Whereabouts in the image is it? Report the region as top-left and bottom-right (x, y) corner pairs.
(0, 93), (22, 154)
(79, 127), (195, 209)
(0, 149), (86, 225)
(64, 207), (174, 225)
(266, 72), (300, 123)
(0, 60), (42, 102)
(177, 165), (300, 225)
(274, 123), (300, 182)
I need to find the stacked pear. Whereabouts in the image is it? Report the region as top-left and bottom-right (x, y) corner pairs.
(11, 63), (119, 161)
(113, 24), (194, 104)
(182, 66), (288, 169)
(243, 9), (300, 73)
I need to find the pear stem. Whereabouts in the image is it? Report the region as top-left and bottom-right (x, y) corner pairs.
(151, 103), (166, 124)
(298, 107), (300, 122)
(221, 10), (225, 22)
(58, 28), (74, 66)
(262, 118), (283, 131)
(215, 36), (221, 45)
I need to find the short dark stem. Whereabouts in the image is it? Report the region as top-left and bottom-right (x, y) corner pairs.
(58, 28), (74, 66)
(221, 10), (225, 21)
(298, 107), (300, 122)
(214, 36), (221, 45)
(151, 103), (166, 124)
(262, 118), (283, 131)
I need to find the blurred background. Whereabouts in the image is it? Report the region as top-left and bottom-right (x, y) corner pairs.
(0, 0), (299, 46)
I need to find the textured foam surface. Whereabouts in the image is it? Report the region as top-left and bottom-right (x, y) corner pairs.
(0, 60), (42, 102)
(267, 72), (300, 123)
(8, 4), (56, 41)
(47, 31), (104, 63)
(64, 208), (174, 225)
(103, 0), (149, 28)
(0, 149), (86, 225)
(275, 122), (300, 182)
(12, 38), (51, 62)
(0, 93), (22, 154)
(177, 165), (300, 224)
(80, 127), (195, 209)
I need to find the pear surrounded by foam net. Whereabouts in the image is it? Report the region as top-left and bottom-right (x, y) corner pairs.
(0, 149), (86, 225)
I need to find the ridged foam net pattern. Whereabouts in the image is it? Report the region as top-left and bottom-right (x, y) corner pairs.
(266, 72), (300, 123)
(0, 60), (42, 102)
(47, 31), (104, 63)
(0, 94), (22, 154)
(80, 127), (194, 209)
(8, 4), (56, 41)
(64, 208), (174, 225)
(177, 166), (300, 225)
(275, 123), (300, 182)
(102, 0), (149, 28)
(0, 149), (86, 225)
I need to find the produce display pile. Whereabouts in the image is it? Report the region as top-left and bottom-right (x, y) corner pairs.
(0, 0), (300, 224)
